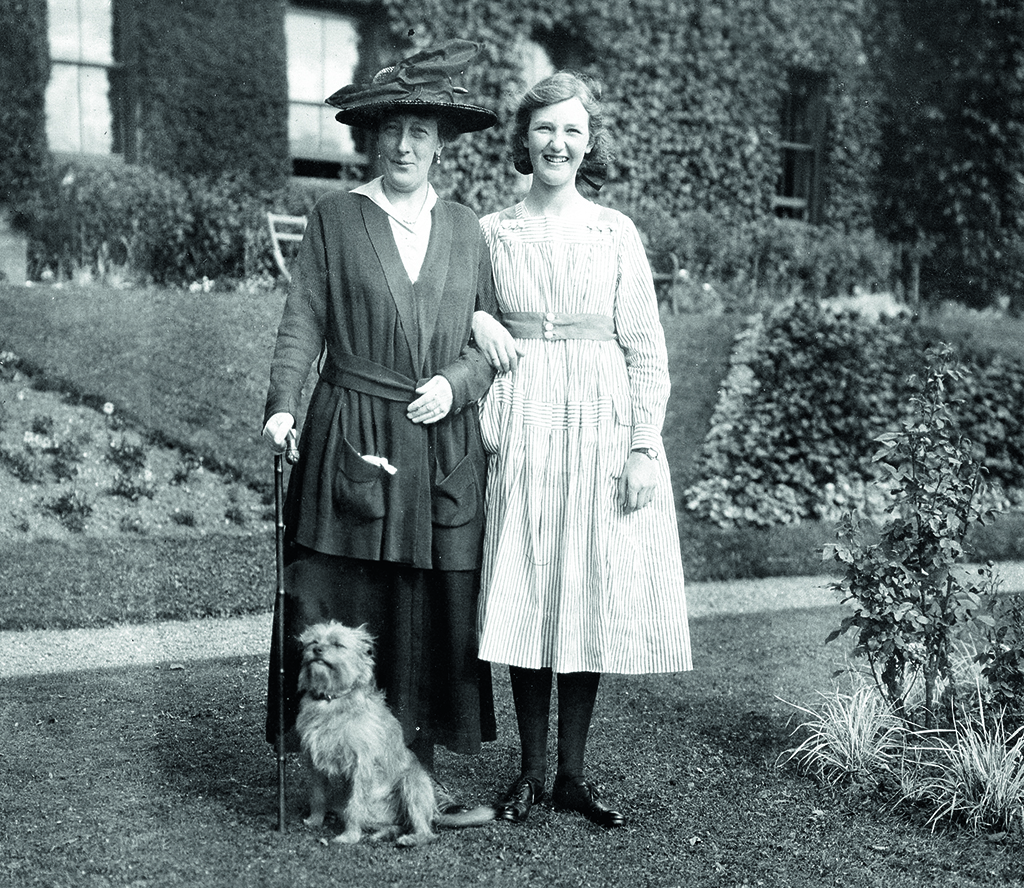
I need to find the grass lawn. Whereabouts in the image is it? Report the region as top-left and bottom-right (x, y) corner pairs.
(4, 603), (1021, 888)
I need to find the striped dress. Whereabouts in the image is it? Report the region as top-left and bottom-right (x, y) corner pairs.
(476, 201), (692, 675)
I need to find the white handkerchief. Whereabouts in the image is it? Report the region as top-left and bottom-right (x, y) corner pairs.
(361, 454), (398, 475)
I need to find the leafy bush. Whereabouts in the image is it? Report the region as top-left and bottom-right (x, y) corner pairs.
(42, 489), (93, 533)
(825, 346), (999, 727)
(634, 208), (898, 312)
(19, 159), (356, 284)
(978, 593), (1024, 727)
(22, 161), (192, 283)
(686, 300), (925, 526)
(686, 301), (1024, 527)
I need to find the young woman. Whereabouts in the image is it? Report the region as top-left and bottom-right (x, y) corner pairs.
(261, 40), (499, 778)
(472, 72), (692, 828)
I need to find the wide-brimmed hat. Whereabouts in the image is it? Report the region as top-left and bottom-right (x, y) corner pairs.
(326, 39), (497, 133)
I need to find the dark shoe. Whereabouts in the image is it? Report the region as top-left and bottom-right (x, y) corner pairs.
(432, 777), (471, 815)
(552, 776), (625, 828)
(498, 774), (544, 823)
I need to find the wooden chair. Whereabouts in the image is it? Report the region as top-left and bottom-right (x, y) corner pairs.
(267, 213), (308, 282)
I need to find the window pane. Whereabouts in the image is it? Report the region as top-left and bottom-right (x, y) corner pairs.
(286, 7), (360, 162)
(46, 62), (112, 154)
(322, 17), (359, 93)
(79, 0), (113, 65)
(521, 40), (555, 89)
(49, 0), (82, 60)
(286, 10), (325, 101)
(79, 65), (112, 154)
(45, 63), (84, 152)
(48, 0), (113, 64)
(290, 104), (355, 160)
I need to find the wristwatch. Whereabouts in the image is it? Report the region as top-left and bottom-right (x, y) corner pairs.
(631, 446), (659, 460)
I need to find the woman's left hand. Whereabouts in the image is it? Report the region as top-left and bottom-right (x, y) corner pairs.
(408, 375), (454, 424)
(617, 451), (659, 513)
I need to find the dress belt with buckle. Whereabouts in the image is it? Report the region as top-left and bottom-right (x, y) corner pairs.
(501, 312), (616, 342)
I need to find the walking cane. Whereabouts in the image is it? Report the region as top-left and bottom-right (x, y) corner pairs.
(274, 429), (299, 832)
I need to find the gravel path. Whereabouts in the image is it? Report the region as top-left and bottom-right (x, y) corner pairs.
(3, 564), (1023, 678)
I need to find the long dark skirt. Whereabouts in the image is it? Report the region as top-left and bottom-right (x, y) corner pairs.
(266, 545), (496, 755)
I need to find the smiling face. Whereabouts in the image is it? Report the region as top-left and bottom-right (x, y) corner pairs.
(377, 112), (443, 197)
(524, 97), (592, 191)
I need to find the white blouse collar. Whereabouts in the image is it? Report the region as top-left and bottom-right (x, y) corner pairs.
(352, 177), (437, 232)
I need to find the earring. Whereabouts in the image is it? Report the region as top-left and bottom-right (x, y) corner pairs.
(434, 150), (442, 164)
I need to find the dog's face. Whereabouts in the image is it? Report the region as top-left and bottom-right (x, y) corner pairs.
(297, 622), (376, 699)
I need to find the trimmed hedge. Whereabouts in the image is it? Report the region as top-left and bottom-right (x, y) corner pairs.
(685, 299), (1024, 527)
(639, 207), (897, 311)
(0, 0), (49, 208)
(132, 0), (290, 186)
(19, 160), (354, 284)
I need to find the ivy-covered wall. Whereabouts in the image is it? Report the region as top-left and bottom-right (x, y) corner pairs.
(0, 0), (884, 242)
(129, 0), (291, 186)
(0, 0), (49, 207)
(378, 0), (883, 231)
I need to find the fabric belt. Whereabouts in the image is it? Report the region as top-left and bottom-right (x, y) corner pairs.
(319, 353), (418, 402)
(502, 311), (616, 342)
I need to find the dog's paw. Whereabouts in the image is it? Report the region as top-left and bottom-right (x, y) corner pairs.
(303, 813), (325, 828)
(396, 830), (437, 848)
(332, 829), (363, 844)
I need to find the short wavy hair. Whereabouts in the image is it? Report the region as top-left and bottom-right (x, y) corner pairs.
(510, 71), (612, 187)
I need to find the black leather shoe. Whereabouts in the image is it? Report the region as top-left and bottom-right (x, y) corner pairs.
(498, 774), (543, 823)
(552, 776), (625, 828)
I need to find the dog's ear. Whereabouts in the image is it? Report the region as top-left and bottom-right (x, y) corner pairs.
(353, 623), (377, 658)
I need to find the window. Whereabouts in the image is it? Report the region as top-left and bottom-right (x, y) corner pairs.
(46, 0), (117, 155)
(286, 6), (364, 177)
(774, 69), (827, 223)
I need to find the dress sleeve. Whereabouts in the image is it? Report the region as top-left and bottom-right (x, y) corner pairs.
(437, 217), (498, 409)
(263, 205), (329, 424)
(613, 214), (671, 453)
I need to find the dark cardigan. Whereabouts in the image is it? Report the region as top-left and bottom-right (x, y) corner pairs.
(264, 190), (497, 571)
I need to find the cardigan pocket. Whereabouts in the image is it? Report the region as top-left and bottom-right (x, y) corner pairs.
(332, 438), (387, 522)
(432, 453), (480, 528)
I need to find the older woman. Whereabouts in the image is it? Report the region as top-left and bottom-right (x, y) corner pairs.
(472, 72), (692, 828)
(261, 40), (499, 778)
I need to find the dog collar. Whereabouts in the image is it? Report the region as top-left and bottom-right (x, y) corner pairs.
(305, 690), (334, 702)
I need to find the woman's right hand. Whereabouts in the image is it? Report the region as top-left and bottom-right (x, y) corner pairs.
(473, 311), (524, 373)
(262, 412), (295, 453)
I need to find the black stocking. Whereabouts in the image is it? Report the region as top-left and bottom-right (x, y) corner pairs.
(508, 665), (552, 785)
(556, 671), (601, 781)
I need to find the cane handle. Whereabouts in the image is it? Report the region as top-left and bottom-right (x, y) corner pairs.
(284, 429), (299, 465)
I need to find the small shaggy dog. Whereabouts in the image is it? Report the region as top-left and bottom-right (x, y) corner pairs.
(296, 621), (495, 846)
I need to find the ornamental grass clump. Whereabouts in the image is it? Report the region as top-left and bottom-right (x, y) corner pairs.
(781, 682), (907, 787)
(899, 695), (1024, 834)
(825, 345), (1000, 729)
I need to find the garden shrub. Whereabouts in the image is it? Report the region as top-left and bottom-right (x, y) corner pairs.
(825, 346), (999, 727)
(686, 300), (1024, 527)
(633, 205), (898, 312)
(23, 160), (192, 283)
(19, 161), (338, 284)
(978, 593), (1024, 728)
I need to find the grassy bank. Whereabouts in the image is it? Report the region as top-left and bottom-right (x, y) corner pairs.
(2, 280), (1023, 591)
